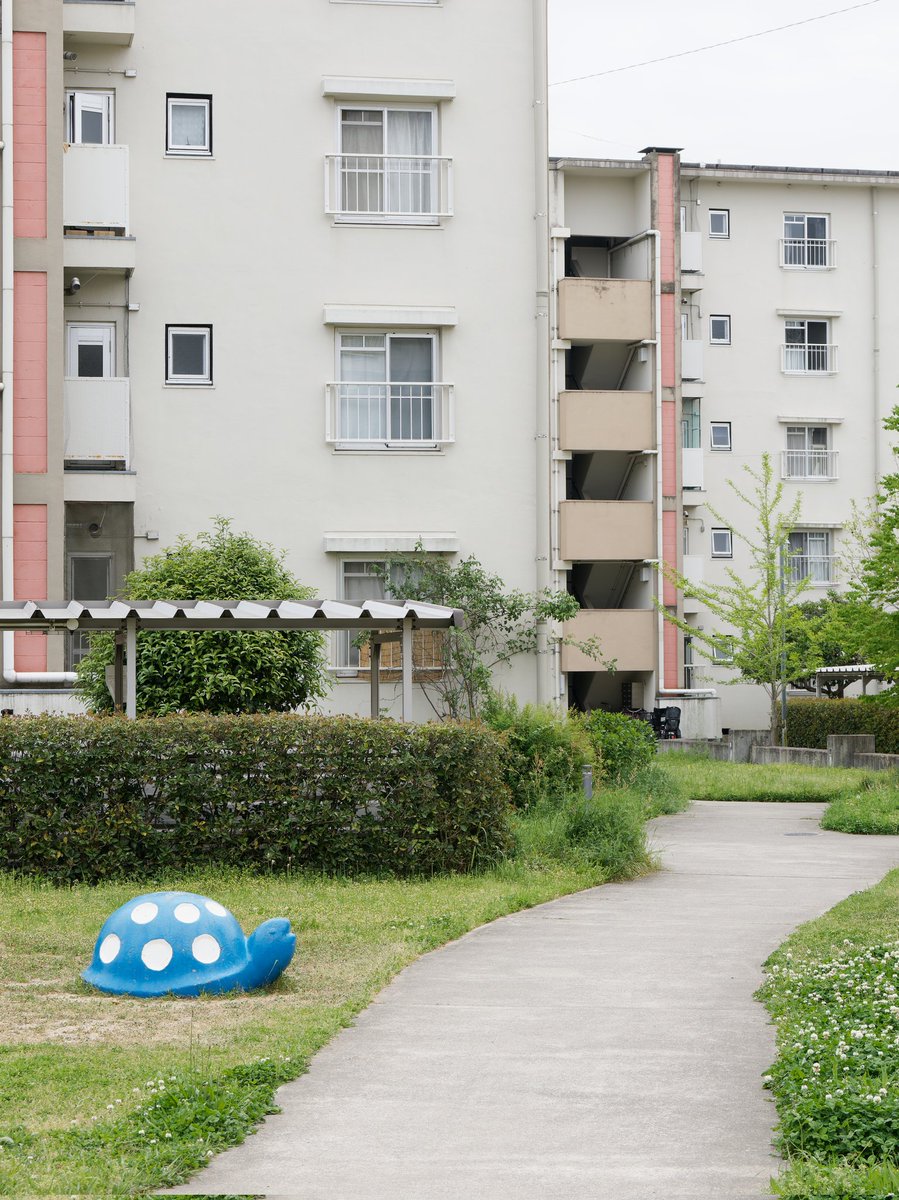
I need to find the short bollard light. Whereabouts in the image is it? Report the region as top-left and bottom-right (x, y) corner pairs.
(582, 764), (594, 800)
(82, 891), (296, 998)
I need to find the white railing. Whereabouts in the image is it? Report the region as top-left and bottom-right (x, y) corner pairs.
(326, 382), (454, 447)
(324, 155), (453, 220)
(781, 449), (839, 480)
(781, 344), (837, 374)
(64, 377), (130, 467)
(788, 554), (837, 585)
(780, 238), (836, 268)
(63, 143), (130, 232)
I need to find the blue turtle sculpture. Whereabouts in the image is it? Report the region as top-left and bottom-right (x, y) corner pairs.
(81, 891), (296, 998)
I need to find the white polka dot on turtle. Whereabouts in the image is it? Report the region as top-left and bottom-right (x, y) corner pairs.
(192, 934), (221, 965)
(204, 900), (228, 917)
(99, 934), (120, 964)
(174, 902), (201, 924)
(141, 939), (173, 971)
(131, 901), (158, 925)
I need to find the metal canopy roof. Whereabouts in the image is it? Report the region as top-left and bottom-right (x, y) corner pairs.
(0, 600), (464, 721)
(0, 599), (465, 632)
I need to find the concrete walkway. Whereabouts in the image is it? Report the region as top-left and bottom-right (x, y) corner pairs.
(174, 803), (899, 1199)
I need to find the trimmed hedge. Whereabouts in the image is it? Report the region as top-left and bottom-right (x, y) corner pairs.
(787, 698), (899, 755)
(0, 714), (512, 883)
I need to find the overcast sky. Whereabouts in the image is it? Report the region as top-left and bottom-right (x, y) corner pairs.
(549, 0), (896, 171)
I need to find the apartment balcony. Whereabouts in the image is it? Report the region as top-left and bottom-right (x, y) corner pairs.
(781, 449), (839, 480)
(561, 608), (657, 673)
(788, 555), (838, 587)
(681, 231), (702, 273)
(64, 377), (130, 469)
(325, 382), (454, 448)
(324, 155), (453, 222)
(681, 339), (703, 381)
(682, 447), (704, 489)
(781, 344), (838, 375)
(63, 0), (135, 46)
(558, 390), (654, 453)
(558, 278), (652, 343)
(779, 238), (836, 269)
(682, 554), (703, 614)
(64, 143), (129, 232)
(560, 500), (655, 563)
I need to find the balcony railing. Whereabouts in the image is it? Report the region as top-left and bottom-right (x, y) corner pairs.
(63, 142), (129, 232)
(780, 238), (836, 268)
(781, 344), (837, 374)
(788, 555), (837, 586)
(781, 449), (839, 480)
(64, 377), (130, 468)
(325, 382), (454, 447)
(324, 155), (453, 221)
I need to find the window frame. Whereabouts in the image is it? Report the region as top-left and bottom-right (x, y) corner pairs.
(333, 327), (441, 449)
(165, 324), (213, 386)
(709, 208), (730, 238)
(782, 212), (831, 268)
(166, 93), (213, 157)
(334, 103), (440, 224)
(66, 89), (114, 145)
(710, 636), (735, 665)
(788, 529), (835, 585)
(710, 421), (732, 451)
(711, 528), (733, 558)
(783, 318), (834, 374)
(709, 315), (731, 345)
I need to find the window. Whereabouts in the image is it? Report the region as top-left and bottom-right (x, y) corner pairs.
(711, 528), (732, 557)
(710, 421), (732, 451)
(783, 319), (834, 374)
(782, 213), (830, 268)
(331, 105), (447, 221)
(709, 209), (730, 238)
(69, 553), (112, 665)
(67, 323), (115, 378)
(784, 426), (834, 479)
(683, 635), (694, 688)
(66, 91), (114, 144)
(709, 315), (731, 345)
(710, 636), (735, 665)
(336, 560), (443, 670)
(330, 330), (451, 447)
(166, 94), (212, 156)
(788, 530), (834, 584)
(681, 397), (700, 449)
(166, 325), (212, 385)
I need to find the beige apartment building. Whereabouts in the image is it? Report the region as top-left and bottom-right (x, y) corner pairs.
(0, 0), (555, 717)
(549, 153), (899, 732)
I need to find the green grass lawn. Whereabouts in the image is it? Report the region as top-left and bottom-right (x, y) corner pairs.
(654, 752), (870, 802)
(760, 868), (899, 1198)
(0, 767), (686, 1200)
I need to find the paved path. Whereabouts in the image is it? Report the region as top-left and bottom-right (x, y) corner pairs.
(174, 802), (899, 1199)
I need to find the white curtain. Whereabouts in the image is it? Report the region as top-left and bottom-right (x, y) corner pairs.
(385, 111), (433, 214)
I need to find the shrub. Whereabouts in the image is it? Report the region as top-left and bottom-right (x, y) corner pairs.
(578, 710), (656, 785)
(481, 693), (593, 808)
(787, 697), (899, 754)
(562, 789), (649, 876)
(0, 715), (512, 883)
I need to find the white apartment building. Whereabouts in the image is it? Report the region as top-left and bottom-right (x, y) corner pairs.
(0, 0), (554, 717)
(550, 152), (899, 732)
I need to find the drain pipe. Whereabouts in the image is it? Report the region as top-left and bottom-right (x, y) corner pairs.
(0, 1), (74, 684)
(643, 230), (665, 701)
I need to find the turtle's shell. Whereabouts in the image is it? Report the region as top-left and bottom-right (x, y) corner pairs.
(82, 890), (250, 997)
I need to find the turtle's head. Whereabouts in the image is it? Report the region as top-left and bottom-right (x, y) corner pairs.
(246, 917), (296, 988)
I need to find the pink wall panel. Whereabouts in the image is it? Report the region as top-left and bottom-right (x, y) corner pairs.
(14, 272), (47, 472)
(662, 510), (678, 606)
(13, 504), (47, 669)
(13, 32), (46, 238)
(664, 619), (678, 690)
(660, 293), (676, 390)
(656, 154), (677, 281)
(661, 396), (676, 494)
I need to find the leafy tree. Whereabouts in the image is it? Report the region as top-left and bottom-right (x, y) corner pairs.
(848, 406), (899, 685)
(660, 452), (819, 742)
(370, 552), (591, 720)
(77, 518), (329, 715)
(786, 593), (868, 697)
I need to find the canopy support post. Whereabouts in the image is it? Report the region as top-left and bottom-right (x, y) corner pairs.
(370, 639), (381, 718)
(125, 618), (137, 720)
(402, 617), (413, 722)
